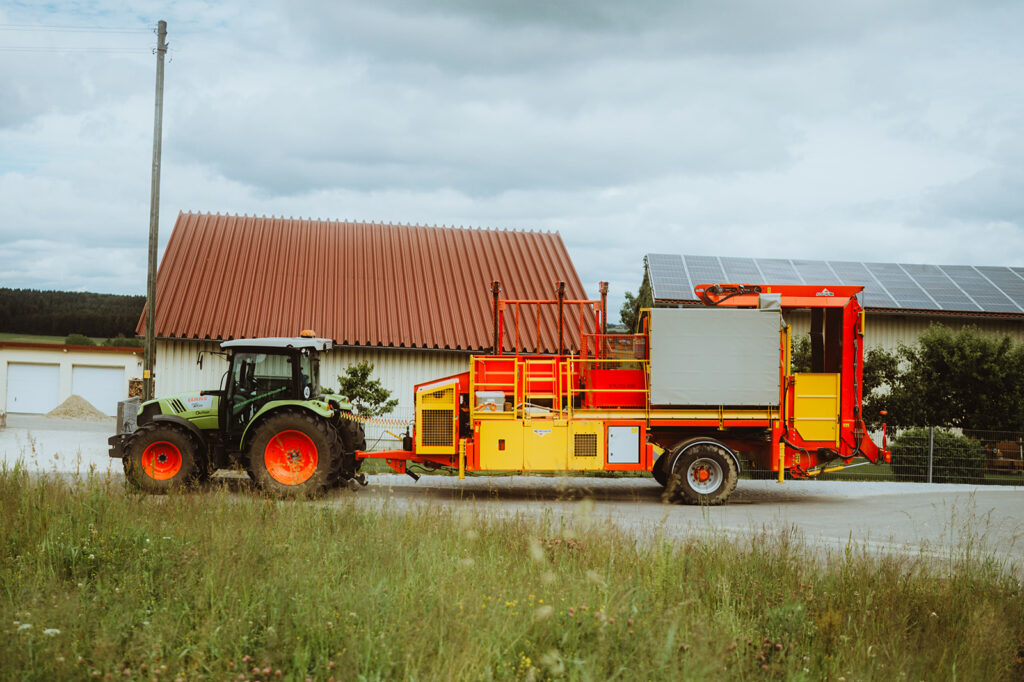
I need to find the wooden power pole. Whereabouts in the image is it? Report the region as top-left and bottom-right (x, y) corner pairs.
(143, 20), (167, 401)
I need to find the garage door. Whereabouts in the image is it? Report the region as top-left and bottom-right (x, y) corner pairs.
(5, 363), (60, 414)
(72, 366), (125, 417)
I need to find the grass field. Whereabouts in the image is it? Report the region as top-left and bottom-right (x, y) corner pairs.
(1, 467), (1022, 681)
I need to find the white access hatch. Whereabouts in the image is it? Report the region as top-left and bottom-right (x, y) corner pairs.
(607, 425), (641, 464)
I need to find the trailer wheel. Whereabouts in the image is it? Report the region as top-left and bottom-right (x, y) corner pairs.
(247, 410), (336, 497)
(123, 423), (202, 493)
(664, 438), (738, 505)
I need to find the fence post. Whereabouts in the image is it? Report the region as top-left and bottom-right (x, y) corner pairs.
(927, 426), (934, 484)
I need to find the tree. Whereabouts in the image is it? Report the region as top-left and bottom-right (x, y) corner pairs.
(863, 325), (1024, 432)
(791, 334), (812, 373)
(333, 361), (398, 417)
(620, 260), (653, 332)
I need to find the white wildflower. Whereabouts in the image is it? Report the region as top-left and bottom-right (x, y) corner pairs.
(43, 628), (60, 637)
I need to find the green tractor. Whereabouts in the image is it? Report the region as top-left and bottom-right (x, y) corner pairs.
(108, 336), (366, 496)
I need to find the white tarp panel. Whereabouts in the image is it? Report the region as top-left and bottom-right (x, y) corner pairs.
(72, 366), (125, 416)
(649, 308), (781, 406)
(6, 363), (60, 414)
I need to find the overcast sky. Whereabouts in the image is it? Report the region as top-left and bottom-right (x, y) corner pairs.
(1, 0), (1022, 320)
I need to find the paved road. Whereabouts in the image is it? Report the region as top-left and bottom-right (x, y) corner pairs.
(339, 474), (1024, 570)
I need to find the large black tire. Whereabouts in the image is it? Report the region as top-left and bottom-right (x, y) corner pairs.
(663, 437), (739, 505)
(123, 423), (202, 494)
(247, 410), (337, 497)
(652, 452), (670, 487)
(332, 417), (367, 484)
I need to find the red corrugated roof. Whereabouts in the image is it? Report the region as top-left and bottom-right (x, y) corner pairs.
(141, 212), (589, 352)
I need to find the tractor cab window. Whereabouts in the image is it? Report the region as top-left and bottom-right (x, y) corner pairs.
(228, 351), (296, 431)
(298, 350), (319, 400)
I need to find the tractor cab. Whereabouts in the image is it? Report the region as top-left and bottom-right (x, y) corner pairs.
(218, 336), (330, 440)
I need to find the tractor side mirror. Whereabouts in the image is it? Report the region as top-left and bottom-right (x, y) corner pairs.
(197, 352), (204, 370)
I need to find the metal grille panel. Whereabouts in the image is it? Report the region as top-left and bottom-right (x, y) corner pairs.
(420, 409), (454, 447)
(573, 433), (598, 457)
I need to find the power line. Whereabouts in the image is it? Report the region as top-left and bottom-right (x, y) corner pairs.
(0, 22), (164, 54)
(0, 23), (152, 33)
(0, 46), (154, 53)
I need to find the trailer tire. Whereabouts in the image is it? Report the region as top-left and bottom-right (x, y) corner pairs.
(123, 423), (203, 494)
(247, 410), (336, 497)
(664, 438), (738, 505)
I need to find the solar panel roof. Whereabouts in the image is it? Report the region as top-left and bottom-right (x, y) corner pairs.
(646, 253), (1024, 315)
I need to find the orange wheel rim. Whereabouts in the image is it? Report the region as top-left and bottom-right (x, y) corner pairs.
(140, 441), (183, 480)
(264, 430), (318, 485)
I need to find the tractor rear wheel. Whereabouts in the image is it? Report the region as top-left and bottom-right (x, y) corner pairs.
(247, 410), (336, 497)
(124, 423), (202, 493)
(663, 437), (738, 505)
(332, 417), (367, 485)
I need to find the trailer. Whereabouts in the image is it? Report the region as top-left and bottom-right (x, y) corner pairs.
(358, 281), (889, 505)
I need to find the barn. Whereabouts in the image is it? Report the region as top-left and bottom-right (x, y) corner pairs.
(645, 254), (1024, 349)
(143, 212), (588, 447)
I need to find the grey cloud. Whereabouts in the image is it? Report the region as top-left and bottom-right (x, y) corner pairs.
(924, 167), (1024, 226)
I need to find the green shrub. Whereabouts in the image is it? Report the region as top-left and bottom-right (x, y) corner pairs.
(63, 332), (95, 346)
(890, 428), (986, 484)
(102, 334), (144, 347)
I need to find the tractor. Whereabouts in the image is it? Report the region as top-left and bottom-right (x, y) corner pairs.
(108, 334), (365, 496)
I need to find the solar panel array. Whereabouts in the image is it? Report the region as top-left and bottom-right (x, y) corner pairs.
(646, 254), (1024, 314)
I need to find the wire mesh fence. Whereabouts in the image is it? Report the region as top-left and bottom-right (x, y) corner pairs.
(815, 427), (1024, 486)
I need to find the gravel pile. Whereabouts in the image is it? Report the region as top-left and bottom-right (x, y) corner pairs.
(46, 395), (109, 421)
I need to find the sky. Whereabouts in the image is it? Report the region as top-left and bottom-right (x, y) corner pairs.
(1, 0), (1022, 320)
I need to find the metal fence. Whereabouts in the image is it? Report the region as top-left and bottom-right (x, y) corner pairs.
(814, 427), (1024, 486)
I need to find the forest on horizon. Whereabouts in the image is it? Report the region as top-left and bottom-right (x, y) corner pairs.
(0, 288), (145, 339)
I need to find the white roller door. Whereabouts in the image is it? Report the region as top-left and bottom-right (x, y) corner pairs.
(6, 363), (60, 414)
(72, 366), (125, 416)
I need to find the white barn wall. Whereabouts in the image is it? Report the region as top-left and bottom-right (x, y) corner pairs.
(156, 340), (469, 449)
(783, 311), (1024, 351)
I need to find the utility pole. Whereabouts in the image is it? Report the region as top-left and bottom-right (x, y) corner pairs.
(143, 19), (167, 401)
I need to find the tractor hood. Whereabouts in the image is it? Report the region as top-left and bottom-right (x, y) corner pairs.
(140, 392), (221, 430)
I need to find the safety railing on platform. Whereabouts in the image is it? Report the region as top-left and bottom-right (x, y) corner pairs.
(469, 354), (652, 420)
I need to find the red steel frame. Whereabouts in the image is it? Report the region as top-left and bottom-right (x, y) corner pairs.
(358, 281), (889, 479)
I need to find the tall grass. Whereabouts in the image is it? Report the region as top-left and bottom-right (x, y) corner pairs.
(1, 465), (1022, 680)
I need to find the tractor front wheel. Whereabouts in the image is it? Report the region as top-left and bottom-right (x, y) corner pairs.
(663, 437), (738, 505)
(124, 423), (202, 493)
(247, 411), (336, 497)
